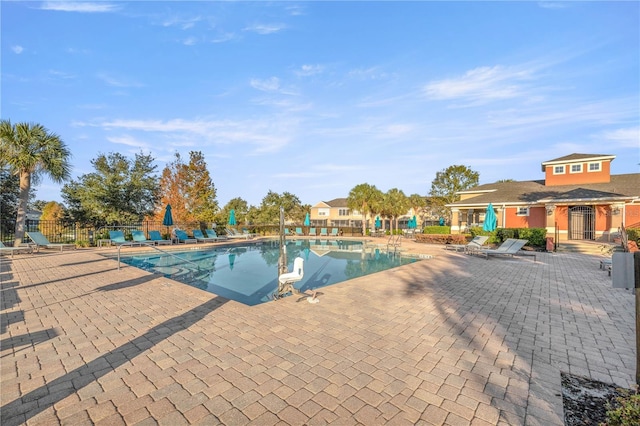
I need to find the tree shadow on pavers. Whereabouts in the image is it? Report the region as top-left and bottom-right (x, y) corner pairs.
(392, 252), (564, 423)
(0, 296), (228, 424)
(95, 273), (165, 292)
(0, 328), (59, 357)
(59, 257), (113, 267)
(394, 251), (633, 424)
(6, 267), (122, 292)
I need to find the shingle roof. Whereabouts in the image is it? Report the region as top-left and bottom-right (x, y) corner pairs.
(324, 198), (348, 207)
(449, 173), (639, 206)
(540, 153), (616, 171)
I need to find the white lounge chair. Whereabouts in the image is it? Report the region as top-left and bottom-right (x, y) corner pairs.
(445, 235), (489, 252)
(26, 231), (76, 252)
(0, 241), (33, 257)
(475, 238), (529, 260)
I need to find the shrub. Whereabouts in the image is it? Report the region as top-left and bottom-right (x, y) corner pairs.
(423, 226), (450, 235)
(495, 228), (546, 247)
(415, 234), (466, 245)
(627, 228), (640, 245)
(603, 389), (640, 426)
(75, 240), (90, 248)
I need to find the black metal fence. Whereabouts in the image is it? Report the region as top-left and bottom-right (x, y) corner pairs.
(1, 219), (365, 246)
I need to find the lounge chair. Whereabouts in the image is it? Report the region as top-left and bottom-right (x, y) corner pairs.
(132, 230), (154, 245)
(284, 228), (291, 236)
(193, 229), (217, 243)
(109, 230), (138, 247)
(241, 228), (256, 238)
(26, 231), (76, 252)
(309, 227), (317, 237)
(225, 228), (250, 240)
(330, 228), (339, 237)
(149, 230), (172, 245)
(206, 229), (227, 240)
(475, 238), (529, 260)
(295, 227), (304, 236)
(0, 241), (33, 257)
(445, 235), (489, 252)
(174, 229), (197, 244)
(320, 228), (328, 237)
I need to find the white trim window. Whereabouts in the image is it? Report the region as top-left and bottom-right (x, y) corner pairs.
(516, 207), (529, 216)
(570, 164), (583, 173)
(318, 208), (329, 216)
(338, 208), (350, 216)
(588, 161), (601, 172)
(553, 165), (565, 175)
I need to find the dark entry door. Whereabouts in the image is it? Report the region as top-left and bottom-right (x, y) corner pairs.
(568, 206), (595, 240)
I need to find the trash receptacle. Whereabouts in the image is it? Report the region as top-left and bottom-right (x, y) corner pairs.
(546, 237), (554, 252)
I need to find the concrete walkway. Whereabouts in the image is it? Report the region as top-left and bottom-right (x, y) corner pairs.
(0, 239), (635, 425)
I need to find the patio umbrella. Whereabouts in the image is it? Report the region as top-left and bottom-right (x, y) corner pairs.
(409, 215), (417, 229)
(483, 203), (497, 232)
(375, 216), (381, 229)
(304, 212), (310, 227)
(228, 252), (236, 270)
(162, 204), (173, 235)
(228, 209), (236, 226)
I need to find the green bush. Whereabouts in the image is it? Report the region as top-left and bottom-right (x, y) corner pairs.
(423, 226), (450, 235)
(469, 227), (499, 244)
(494, 228), (546, 247)
(603, 389), (640, 426)
(415, 234), (466, 245)
(627, 228), (640, 245)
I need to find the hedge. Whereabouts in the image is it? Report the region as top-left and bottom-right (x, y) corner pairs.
(414, 234), (467, 245)
(423, 226), (450, 234)
(627, 228), (640, 245)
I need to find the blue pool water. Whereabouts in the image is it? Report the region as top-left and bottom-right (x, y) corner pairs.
(112, 239), (420, 305)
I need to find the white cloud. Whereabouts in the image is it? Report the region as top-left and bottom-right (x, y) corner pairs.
(295, 64), (324, 77)
(106, 135), (152, 149)
(250, 77), (280, 92)
(538, 2), (569, 10)
(11, 45), (24, 54)
(161, 16), (202, 30)
(243, 23), (285, 35)
(599, 127), (640, 148)
(182, 37), (198, 46)
(93, 117), (297, 154)
(424, 65), (534, 104)
(40, 2), (118, 13)
(97, 73), (143, 88)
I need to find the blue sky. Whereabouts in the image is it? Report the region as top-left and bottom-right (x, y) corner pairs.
(2, 1), (639, 209)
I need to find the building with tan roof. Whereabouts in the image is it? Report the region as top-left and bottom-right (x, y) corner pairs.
(447, 153), (639, 241)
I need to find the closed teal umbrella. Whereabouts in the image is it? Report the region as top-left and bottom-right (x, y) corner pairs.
(228, 209), (236, 226)
(408, 215), (417, 229)
(483, 203), (497, 232)
(162, 204), (173, 235)
(375, 216), (381, 229)
(304, 212), (310, 227)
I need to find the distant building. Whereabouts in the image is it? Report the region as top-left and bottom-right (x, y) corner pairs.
(309, 198), (439, 230)
(446, 153), (639, 241)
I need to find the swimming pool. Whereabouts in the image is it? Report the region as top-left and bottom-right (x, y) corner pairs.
(111, 239), (420, 305)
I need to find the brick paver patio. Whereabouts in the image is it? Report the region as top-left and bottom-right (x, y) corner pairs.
(1, 239), (635, 425)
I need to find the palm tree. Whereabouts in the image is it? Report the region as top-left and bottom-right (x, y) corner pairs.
(385, 188), (409, 234)
(408, 193), (427, 228)
(347, 183), (382, 236)
(0, 120), (72, 244)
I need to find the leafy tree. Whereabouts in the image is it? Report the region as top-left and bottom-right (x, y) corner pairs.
(0, 169), (20, 236)
(408, 193), (427, 226)
(62, 151), (159, 223)
(384, 188), (409, 233)
(183, 151), (218, 223)
(347, 183), (383, 235)
(253, 191), (304, 225)
(155, 151), (218, 225)
(31, 199), (49, 212)
(429, 165), (479, 220)
(222, 197), (249, 225)
(0, 120), (72, 244)
(40, 201), (65, 221)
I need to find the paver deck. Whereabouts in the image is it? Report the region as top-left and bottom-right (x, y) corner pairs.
(1, 238), (635, 425)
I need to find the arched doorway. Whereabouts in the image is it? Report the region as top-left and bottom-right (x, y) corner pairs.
(568, 206), (595, 240)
